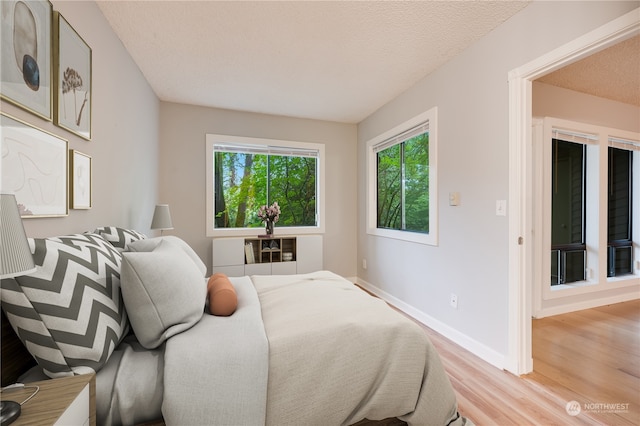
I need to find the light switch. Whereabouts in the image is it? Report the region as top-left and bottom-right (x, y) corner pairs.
(449, 192), (460, 206)
(496, 200), (507, 216)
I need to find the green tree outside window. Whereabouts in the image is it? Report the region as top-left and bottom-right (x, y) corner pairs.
(214, 151), (317, 229)
(377, 133), (429, 233)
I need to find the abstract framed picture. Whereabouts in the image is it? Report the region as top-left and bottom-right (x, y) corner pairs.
(54, 11), (91, 140)
(1, 112), (68, 217)
(0, 0), (53, 120)
(69, 149), (91, 209)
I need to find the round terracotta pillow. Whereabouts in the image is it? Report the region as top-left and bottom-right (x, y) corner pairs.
(207, 273), (238, 316)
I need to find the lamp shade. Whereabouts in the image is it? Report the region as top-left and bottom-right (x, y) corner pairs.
(1, 194), (36, 278)
(151, 204), (174, 230)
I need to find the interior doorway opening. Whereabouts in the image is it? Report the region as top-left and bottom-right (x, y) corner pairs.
(506, 9), (639, 376)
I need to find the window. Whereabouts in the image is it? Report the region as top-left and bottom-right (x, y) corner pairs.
(206, 135), (325, 237)
(607, 138), (636, 277)
(550, 138), (587, 285)
(367, 107), (437, 245)
(540, 118), (639, 297)
(376, 126), (429, 233)
(214, 146), (317, 228)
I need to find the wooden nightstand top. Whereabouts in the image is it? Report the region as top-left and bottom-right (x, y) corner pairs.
(1, 373), (95, 426)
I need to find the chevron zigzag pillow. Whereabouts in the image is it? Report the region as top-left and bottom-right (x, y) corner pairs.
(93, 226), (147, 251)
(0, 233), (129, 378)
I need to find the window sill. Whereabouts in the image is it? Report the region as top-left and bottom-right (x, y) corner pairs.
(367, 227), (437, 246)
(544, 275), (639, 300)
(207, 225), (324, 238)
(606, 274), (639, 284)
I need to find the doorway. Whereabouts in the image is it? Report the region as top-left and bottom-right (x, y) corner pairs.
(506, 9), (639, 375)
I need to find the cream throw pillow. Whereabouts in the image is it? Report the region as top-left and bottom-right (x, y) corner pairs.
(121, 240), (206, 349)
(126, 236), (207, 277)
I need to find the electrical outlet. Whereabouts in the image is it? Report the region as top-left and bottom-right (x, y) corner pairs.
(450, 293), (458, 309)
(362, 259), (367, 270)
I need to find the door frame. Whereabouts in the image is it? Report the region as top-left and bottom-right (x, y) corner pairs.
(506, 9), (639, 375)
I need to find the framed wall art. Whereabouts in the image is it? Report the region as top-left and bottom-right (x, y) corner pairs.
(0, 0), (53, 120)
(69, 149), (91, 209)
(54, 11), (91, 140)
(1, 112), (68, 217)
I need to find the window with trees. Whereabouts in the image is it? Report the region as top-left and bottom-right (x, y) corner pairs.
(206, 135), (324, 236)
(367, 107), (438, 246)
(376, 128), (429, 233)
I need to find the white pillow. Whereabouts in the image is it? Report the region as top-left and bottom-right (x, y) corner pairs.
(121, 240), (206, 349)
(127, 236), (207, 277)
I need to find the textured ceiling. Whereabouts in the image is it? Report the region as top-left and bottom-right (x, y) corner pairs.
(97, 1), (530, 123)
(537, 34), (640, 107)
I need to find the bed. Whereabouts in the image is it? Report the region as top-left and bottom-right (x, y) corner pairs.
(1, 228), (468, 426)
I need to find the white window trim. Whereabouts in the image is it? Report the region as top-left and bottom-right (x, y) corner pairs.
(537, 117), (640, 301)
(366, 107), (438, 246)
(205, 134), (325, 237)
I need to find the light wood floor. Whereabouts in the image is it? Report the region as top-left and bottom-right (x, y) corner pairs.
(529, 299), (639, 425)
(409, 299), (639, 425)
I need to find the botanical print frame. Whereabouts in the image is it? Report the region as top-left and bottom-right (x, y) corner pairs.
(54, 11), (91, 140)
(0, 0), (53, 120)
(1, 112), (68, 217)
(69, 149), (91, 209)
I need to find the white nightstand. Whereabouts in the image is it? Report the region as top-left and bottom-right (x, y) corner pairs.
(0, 373), (95, 426)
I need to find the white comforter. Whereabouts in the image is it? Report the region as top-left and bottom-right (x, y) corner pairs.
(100, 271), (467, 425)
(253, 271), (465, 426)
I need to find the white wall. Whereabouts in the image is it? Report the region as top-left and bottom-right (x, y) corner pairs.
(2, 1), (160, 238)
(533, 82), (640, 133)
(356, 1), (638, 367)
(158, 102), (358, 277)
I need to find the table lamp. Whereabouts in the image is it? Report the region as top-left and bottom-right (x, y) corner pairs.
(1, 193), (37, 424)
(150, 204), (174, 235)
(1, 194), (36, 279)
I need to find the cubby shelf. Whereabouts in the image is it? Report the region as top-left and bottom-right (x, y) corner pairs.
(212, 235), (322, 277)
(244, 237), (296, 264)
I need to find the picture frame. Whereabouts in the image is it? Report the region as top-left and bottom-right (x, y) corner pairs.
(0, 0), (53, 120)
(54, 11), (91, 140)
(69, 149), (91, 209)
(1, 112), (68, 217)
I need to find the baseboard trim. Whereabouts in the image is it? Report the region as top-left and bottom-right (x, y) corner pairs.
(355, 277), (506, 371)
